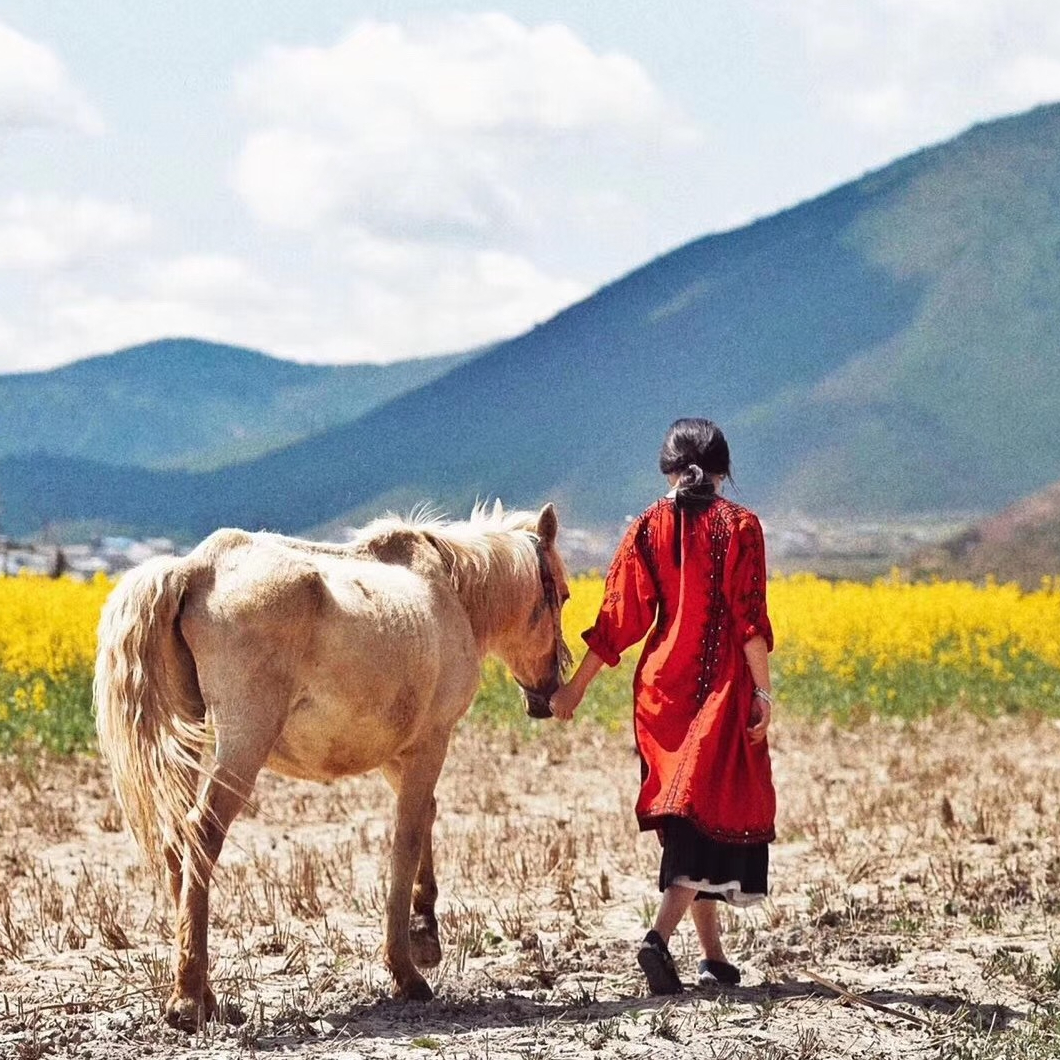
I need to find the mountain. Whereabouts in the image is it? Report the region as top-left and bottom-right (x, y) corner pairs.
(0, 338), (471, 470)
(912, 480), (1060, 587)
(4, 103), (1060, 539)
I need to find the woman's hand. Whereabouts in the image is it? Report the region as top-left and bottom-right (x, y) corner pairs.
(549, 681), (584, 722)
(747, 695), (771, 743)
(549, 650), (604, 722)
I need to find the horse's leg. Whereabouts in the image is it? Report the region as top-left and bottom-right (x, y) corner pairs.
(166, 740), (269, 1030)
(381, 766), (442, 971)
(163, 758), (202, 911)
(409, 794), (441, 969)
(383, 743), (448, 999)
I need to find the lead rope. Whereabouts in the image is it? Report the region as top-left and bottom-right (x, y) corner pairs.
(532, 534), (572, 676)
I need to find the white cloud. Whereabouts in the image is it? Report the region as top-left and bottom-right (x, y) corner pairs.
(0, 20), (102, 133)
(773, 0), (1060, 138)
(1005, 52), (1060, 101)
(0, 194), (151, 271)
(223, 13), (691, 363)
(233, 14), (694, 237)
(339, 234), (586, 359)
(146, 254), (277, 306)
(0, 312), (15, 356)
(237, 14), (684, 137)
(0, 253), (321, 372)
(0, 239), (585, 372)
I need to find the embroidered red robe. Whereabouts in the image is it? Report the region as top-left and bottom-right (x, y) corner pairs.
(583, 496), (776, 844)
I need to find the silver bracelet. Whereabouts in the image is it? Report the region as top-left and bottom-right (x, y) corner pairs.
(753, 687), (773, 705)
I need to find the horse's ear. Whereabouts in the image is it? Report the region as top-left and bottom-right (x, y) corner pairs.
(536, 503), (558, 547)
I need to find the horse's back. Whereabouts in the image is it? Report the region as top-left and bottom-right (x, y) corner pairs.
(177, 528), (479, 781)
(180, 528), (442, 665)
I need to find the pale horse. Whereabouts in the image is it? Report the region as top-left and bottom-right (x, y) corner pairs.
(94, 502), (571, 1029)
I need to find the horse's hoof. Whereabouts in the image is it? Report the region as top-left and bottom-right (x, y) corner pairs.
(165, 985), (218, 1031)
(394, 976), (434, 1002)
(165, 994), (207, 1031)
(410, 918), (442, 969)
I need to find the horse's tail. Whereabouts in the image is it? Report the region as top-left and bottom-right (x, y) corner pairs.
(94, 554), (210, 880)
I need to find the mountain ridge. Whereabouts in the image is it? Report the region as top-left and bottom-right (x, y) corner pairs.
(0, 337), (473, 471)
(4, 102), (1060, 538)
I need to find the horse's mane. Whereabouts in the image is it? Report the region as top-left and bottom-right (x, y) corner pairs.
(355, 502), (543, 642)
(358, 501), (540, 584)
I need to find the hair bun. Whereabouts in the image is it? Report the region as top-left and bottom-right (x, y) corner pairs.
(680, 464), (705, 488)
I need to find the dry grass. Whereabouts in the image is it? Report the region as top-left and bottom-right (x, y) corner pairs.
(2, 714), (1060, 1058)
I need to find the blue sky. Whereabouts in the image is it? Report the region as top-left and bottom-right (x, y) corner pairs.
(2, 1), (1059, 371)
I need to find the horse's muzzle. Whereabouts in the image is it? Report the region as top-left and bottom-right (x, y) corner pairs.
(520, 680), (557, 719)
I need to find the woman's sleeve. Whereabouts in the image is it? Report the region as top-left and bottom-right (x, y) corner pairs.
(582, 517), (659, 667)
(731, 514), (773, 650)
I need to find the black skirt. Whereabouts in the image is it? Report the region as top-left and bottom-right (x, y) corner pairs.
(658, 815), (769, 906)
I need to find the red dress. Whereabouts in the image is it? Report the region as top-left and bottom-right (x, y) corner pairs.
(583, 495), (776, 845)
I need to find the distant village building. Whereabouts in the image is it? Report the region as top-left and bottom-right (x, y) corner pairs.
(0, 537), (179, 579)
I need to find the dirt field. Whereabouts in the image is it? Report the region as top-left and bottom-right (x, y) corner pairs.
(2, 713), (1059, 1059)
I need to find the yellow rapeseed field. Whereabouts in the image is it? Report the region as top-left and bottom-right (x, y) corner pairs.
(768, 572), (1060, 716)
(0, 572), (112, 750)
(3, 569), (1060, 749)
(0, 572), (111, 679)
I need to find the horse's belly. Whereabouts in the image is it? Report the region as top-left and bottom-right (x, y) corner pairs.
(267, 694), (407, 781)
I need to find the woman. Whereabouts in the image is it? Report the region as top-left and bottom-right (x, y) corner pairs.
(550, 418), (775, 995)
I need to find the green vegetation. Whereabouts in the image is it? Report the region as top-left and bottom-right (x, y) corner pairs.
(0, 668), (96, 755)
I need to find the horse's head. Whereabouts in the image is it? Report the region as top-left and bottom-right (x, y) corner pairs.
(509, 503), (571, 719)
(421, 500), (572, 718)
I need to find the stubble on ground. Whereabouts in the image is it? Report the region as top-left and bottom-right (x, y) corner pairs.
(1, 711), (1059, 1059)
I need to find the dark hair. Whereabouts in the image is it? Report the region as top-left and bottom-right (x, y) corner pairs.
(658, 418), (732, 490)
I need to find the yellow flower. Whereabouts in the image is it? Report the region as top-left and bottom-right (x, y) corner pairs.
(0, 571), (112, 679)
(8, 564), (1060, 741)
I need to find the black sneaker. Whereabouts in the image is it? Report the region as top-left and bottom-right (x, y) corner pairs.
(697, 958), (740, 986)
(637, 931), (683, 995)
